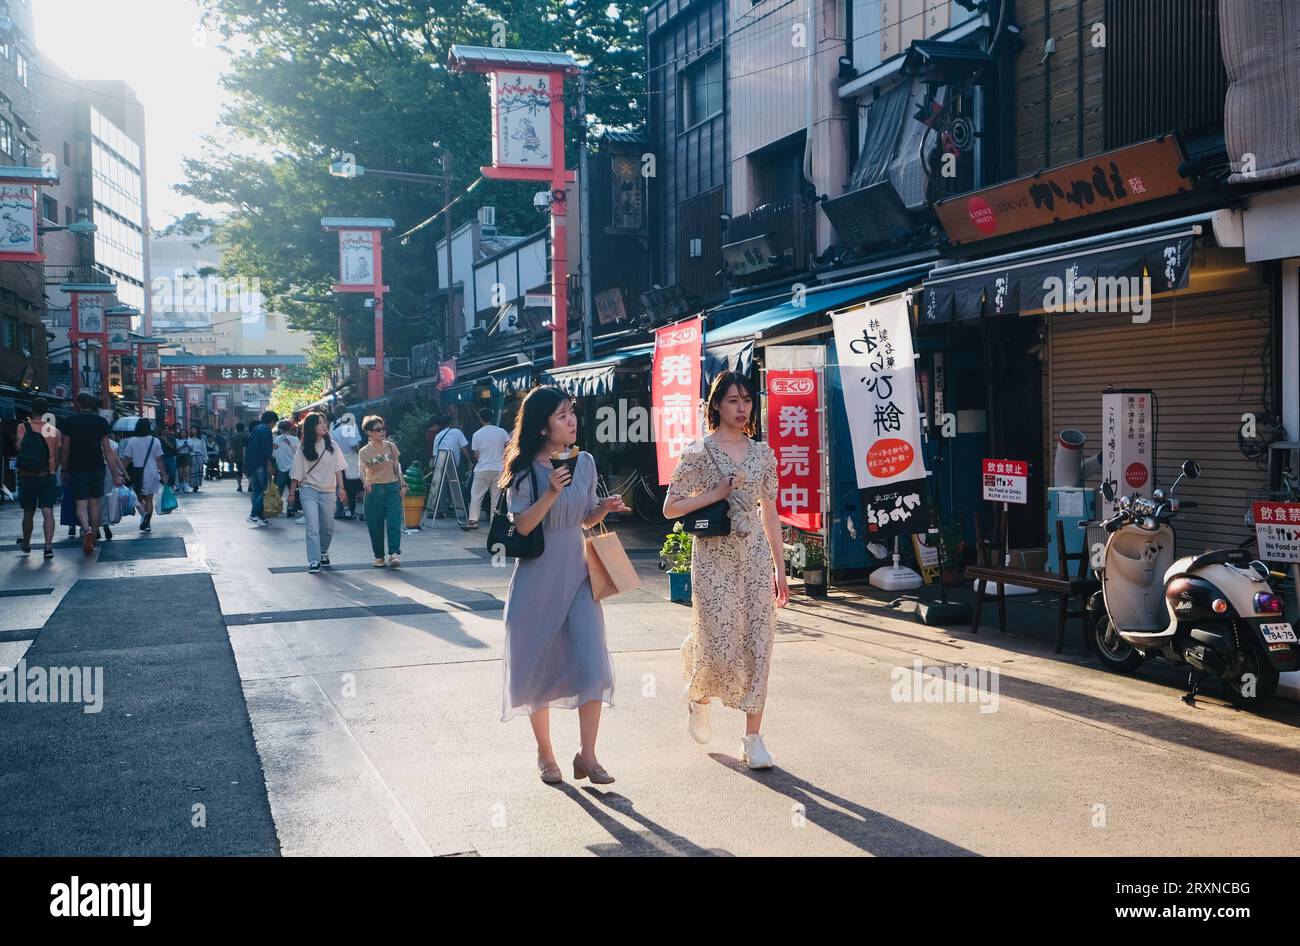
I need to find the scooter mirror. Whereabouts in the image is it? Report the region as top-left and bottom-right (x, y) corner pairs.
(1183, 459), (1201, 480)
(1101, 480), (1116, 502)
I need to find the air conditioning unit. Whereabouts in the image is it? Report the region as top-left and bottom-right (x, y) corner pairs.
(478, 206), (496, 227)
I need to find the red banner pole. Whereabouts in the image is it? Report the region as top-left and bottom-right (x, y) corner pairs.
(371, 229), (385, 398)
(550, 75), (568, 369)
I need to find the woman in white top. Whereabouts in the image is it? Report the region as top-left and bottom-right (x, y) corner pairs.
(286, 411), (348, 574)
(272, 420), (301, 517)
(118, 419), (165, 531)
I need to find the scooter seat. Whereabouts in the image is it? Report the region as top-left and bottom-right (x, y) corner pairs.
(1165, 547), (1251, 581)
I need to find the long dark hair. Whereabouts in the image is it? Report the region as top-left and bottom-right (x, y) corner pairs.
(705, 371), (756, 436)
(301, 411), (335, 461)
(499, 385), (571, 489)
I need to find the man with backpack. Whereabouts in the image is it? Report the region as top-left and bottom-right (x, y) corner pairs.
(58, 392), (123, 555)
(14, 398), (61, 558)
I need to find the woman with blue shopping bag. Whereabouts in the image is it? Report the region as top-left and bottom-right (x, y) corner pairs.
(118, 419), (166, 532)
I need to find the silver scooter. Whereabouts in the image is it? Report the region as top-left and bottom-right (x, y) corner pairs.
(1088, 460), (1300, 708)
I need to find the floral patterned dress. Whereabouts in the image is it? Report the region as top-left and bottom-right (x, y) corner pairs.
(666, 436), (779, 713)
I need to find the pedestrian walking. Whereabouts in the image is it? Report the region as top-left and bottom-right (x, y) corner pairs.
(57, 392), (123, 555)
(244, 410), (277, 526)
(662, 371), (789, 770)
(118, 419), (166, 532)
(272, 419), (300, 516)
(175, 423), (193, 491)
(13, 398), (60, 558)
(230, 423), (249, 491)
(285, 411), (347, 574)
(330, 412), (363, 520)
(159, 425), (179, 490)
(99, 433), (128, 541)
(498, 386), (629, 785)
(358, 415), (406, 567)
(464, 407), (508, 531)
(186, 425), (208, 493)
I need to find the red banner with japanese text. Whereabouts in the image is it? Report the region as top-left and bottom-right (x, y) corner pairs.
(652, 316), (703, 484)
(766, 369), (822, 530)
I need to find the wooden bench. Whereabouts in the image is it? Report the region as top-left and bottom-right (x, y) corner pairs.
(966, 520), (1099, 653)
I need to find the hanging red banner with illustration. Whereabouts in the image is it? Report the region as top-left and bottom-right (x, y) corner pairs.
(652, 316), (703, 485)
(767, 369), (822, 530)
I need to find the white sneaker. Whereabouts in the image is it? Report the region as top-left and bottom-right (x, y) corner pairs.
(740, 733), (773, 770)
(687, 699), (711, 744)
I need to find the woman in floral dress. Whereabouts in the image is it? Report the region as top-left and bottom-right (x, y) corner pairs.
(664, 371), (790, 769)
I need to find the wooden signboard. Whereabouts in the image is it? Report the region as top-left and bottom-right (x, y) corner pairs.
(934, 136), (1189, 246)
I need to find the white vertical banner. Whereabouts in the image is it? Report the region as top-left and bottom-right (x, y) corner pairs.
(831, 295), (927, 489)
(1100, 388), (1153, 511)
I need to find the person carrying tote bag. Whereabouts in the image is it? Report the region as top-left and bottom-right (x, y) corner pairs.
(496, 385), (630, 786)
(584, 520), (641, 601)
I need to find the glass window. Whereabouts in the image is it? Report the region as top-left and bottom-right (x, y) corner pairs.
(41, 194), (55, 222)
(15, 50), (28, 87)
(680, 51), (723, 130)
(0, 118), (12, 156)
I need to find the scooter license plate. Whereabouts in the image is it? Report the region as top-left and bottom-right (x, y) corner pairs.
(1260, 622), (1298, 643)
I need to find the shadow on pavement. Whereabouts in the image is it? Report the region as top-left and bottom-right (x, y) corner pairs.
(550, 783), (731, 856)
(709, 754), (979, 856)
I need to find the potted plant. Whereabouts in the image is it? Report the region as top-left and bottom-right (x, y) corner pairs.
(401, 462), (428, 528)
(660, 522), (693, 603)
(801, 536), (827, 597)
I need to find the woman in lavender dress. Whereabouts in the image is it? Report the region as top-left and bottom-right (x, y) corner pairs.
(499, 386), (629, 785)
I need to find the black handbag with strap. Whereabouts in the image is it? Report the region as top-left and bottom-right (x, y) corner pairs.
(675, 440), (732, 537)
(488, 464), (545, 560)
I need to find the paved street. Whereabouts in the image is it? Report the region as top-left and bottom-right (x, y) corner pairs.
(3, 479), (1300, 857)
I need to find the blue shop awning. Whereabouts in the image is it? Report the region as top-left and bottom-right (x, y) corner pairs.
(704, 268), (926, 347)
(488, 358), (548, 395)
(542, 344), (653, 397)
(703, 340), (755, 385)
(440, 382), (476, 404)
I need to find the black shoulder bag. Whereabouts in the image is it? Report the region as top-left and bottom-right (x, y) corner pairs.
(675, 441), (732, 537)
(488, 465), (545, 559)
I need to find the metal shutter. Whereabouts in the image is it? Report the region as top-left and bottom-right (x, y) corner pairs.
(1048, 284), (1272, 555)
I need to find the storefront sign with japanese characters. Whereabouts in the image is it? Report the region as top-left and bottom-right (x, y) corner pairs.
(338, 229), (377, 287)
(652, 316), (703, 484)
(203, 365), (286, 383)
(831, 295), (927, 488)
(982, 459), (1028, 504)
(766, 369), (822, 531)
(72, 293), (106, 336)
(492, 72), (554, 169)
(1101, 389), (1152, 512)
(1252, 502), (1300, 563)
(0, 183), (38, 257)
(934, 137), (1188, 246)
(832, 295), (929, 542)
(108, 355), (123, 394)
(106, 314), (132, 354)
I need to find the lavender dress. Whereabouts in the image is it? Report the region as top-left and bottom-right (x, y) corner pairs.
(501, 452), (615, 721)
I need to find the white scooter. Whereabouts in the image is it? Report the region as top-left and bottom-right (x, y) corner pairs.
(1088, 459), (1300, 708)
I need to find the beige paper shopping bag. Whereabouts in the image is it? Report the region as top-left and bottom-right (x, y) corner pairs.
(585, 526), (641, 601)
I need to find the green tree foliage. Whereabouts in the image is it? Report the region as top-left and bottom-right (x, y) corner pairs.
(180, 0), (645, 404)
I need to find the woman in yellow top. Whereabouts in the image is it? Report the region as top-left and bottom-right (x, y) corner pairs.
(358, 415), (408, 568)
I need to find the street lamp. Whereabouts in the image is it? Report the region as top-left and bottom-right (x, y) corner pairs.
(38, 221), (97, 235)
